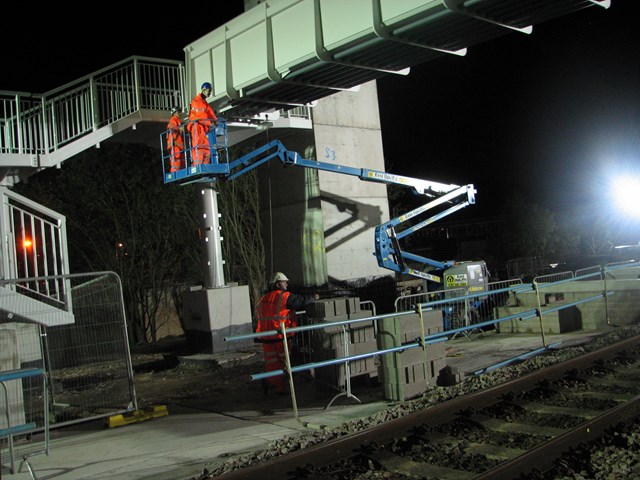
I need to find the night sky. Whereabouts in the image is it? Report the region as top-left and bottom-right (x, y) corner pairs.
(378, 1), (640, 224)
(6, 1), (639, 232)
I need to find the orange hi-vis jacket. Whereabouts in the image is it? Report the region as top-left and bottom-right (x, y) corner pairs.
(256, 290), (297, 342)
(166, 115), (184, 150)
(188, 93), (217, 128)
(187, 93), (218, 165)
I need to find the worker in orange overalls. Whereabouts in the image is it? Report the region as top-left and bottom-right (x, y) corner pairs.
(255, 272), (319, 394)
(166, 106), (185, 172)
(186, 82), (218, 165)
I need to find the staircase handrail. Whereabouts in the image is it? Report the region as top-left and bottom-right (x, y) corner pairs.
(1, 56), (185, 157)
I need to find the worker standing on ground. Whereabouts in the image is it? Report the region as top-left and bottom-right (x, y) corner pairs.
(166, 106), (185, 172)
(255, 272), (319, 395)
(187, 82), (218, 165)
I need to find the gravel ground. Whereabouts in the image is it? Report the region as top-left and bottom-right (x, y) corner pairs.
(190, 325), (640, 479)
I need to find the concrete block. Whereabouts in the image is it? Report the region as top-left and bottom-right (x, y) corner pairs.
(352, 339), (377, 355)
(378, 352), (445, 401)
(437, 365), (463, 386)
(497, 305), (582, 334)
(306, 300), (336, 318)
(315, 355), (378, 389)
(332, 338), (377, 358)
(182, 285), (253, 353)
(383, 379), (427, 401)
(345, 297), (360, 314)
(347, 311), (372, 321)
(350, 323), (375, 343)
(378, 312), (443, 342)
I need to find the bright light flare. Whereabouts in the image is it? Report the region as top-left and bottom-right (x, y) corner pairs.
(611, 176), (640, 219)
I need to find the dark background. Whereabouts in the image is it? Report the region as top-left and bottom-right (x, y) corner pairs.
(5, 1), (639, 229)
(377, 1), (640, 222)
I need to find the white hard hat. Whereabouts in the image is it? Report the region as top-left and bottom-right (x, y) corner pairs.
(270, 272), (289, 284)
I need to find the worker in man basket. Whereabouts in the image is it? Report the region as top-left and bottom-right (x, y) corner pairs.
(186, 82), (218, 165)
(255, 272), (319, 395)
(166, 106), (185, 172)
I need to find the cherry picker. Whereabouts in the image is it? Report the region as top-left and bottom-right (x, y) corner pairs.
(160, 118), (477, 284)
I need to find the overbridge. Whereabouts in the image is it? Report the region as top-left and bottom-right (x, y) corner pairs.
(0, 0), (611, 322)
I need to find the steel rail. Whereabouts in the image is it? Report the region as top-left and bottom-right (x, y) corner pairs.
(213, 334), (640, 480)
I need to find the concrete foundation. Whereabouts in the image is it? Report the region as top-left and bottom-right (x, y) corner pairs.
(181, 285), (253, 353)
(254, 81), (391, 285)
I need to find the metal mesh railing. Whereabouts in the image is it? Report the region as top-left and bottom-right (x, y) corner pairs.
(534, 270), (574, 284)
(394, 278), (521, 335)
(46, 272), (136, 425)
(575, 265), (602, 280)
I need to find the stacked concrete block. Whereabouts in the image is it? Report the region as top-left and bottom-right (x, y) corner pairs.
(497, 305), (582, 334)
(306, 299), (349, 322)
(305, 297), (378, 389)
(378, 310), (446, 402)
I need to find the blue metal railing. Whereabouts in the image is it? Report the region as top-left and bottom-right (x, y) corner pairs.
(225, 260), (638, 423)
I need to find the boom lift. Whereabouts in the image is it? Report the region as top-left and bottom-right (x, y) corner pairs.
(161, 120), (476, 283)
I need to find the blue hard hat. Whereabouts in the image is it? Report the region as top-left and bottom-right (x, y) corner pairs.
(201, 82), (212, 90)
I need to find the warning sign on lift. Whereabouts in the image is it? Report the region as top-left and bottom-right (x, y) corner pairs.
(446, 274), (468, 287)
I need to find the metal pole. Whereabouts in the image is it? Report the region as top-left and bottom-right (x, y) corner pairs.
(533, 280), (547, 348)
(197, 183), (225, 288)
(602, 265), (612, 326)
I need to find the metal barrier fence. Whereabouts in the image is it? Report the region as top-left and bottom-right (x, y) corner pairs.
(226, 261), (638, 423)
(533, 270), (574, 283)
(394, 278), (523, 338)
(45, 272), (136, 425)
(0, 270), (135, 467)
(575, 265), (602, 280)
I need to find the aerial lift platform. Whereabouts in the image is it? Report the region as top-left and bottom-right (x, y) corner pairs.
(161, 118), (477, 284)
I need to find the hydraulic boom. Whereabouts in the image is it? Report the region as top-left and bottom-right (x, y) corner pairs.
(161, 120), (476, 282)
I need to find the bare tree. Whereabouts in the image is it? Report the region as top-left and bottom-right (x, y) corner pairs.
(216, 164), (266, 322)
(14, 143), (202, 344)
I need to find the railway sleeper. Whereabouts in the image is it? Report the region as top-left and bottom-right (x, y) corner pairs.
(471, 414), (566, 437)
(511, 399), (603, 420)
(414, 432), (527, 461)
(583, 376), (640, 390)
(572, 390), (635, 403)
(373, 450), (476, 480)
(565, 368), (640, 386)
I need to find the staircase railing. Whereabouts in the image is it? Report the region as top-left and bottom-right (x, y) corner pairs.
(0, 187), (70, 311)
(0, 56), (185, 158)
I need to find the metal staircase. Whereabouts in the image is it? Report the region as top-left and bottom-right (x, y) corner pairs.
(0, 56), (185, 188)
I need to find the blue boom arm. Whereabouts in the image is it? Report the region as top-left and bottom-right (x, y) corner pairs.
(161, 128), (475, 282)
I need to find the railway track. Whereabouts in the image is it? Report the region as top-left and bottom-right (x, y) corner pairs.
(214, 334), (640, 480)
